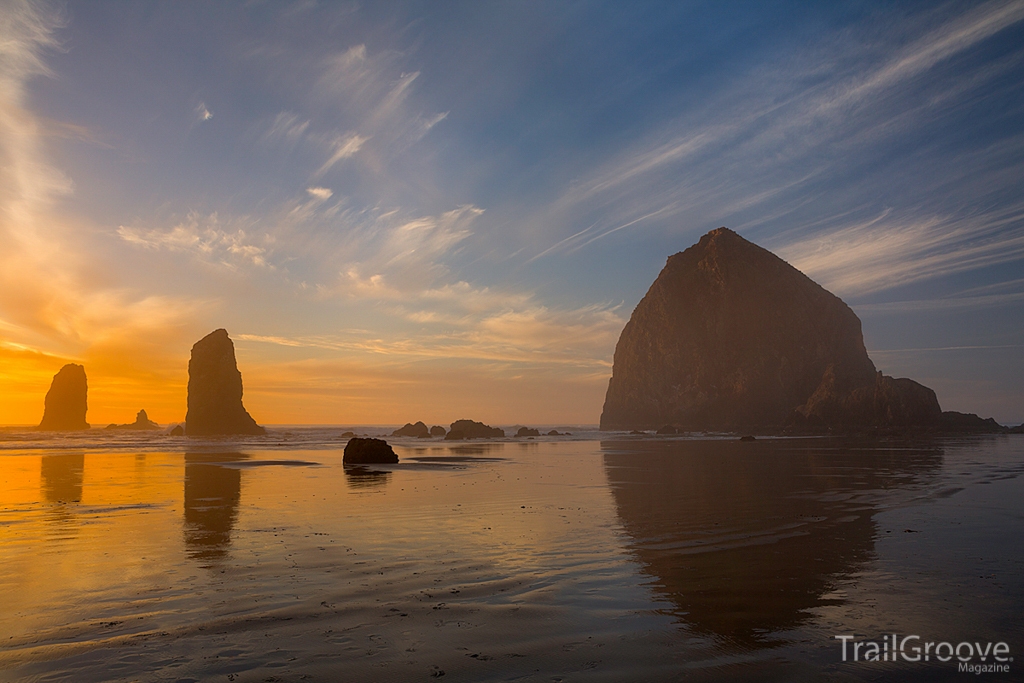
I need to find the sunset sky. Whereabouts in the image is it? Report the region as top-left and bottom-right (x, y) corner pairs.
(1, 0), (1023, 426)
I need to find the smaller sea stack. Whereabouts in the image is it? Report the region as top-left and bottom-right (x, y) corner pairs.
(185, 329), (265, 436)
(38, 364), (89, 431)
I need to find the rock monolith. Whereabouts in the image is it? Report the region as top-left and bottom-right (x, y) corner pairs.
(185, 329), (265, 436)
(600, 228), (944, 431)
(37, 364), (89, 431)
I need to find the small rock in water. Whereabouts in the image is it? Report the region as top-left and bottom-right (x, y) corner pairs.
(515, 427), (540, 437)
(429, 425), (447, 437)
(344, 437), (398, 464)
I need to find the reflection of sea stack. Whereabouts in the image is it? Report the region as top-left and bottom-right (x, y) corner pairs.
(601, 228), (943, 431)
(185, 329), (265, 436)
(38, 364), (90, 431)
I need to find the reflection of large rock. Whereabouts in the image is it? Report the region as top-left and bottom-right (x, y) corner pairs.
(343, 437), (398, 464)
(107, 409), (160, 430)
(600, 228), (942, 431)
(37, 364), (90, 431)
(185, 329), (265, 436)
(445, 419), (505, 440)
(184, 453), (245, 565)
(604, 438), (942, 646)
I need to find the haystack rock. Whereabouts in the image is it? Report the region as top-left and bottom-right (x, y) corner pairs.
(185, 329), (265, 436)
(38, 364), (90, 431)
(107, 409), (160, 430)
(600, 228), (943, 431)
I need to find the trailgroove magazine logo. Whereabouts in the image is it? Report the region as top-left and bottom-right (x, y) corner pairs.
(836, 635), (1013, 673)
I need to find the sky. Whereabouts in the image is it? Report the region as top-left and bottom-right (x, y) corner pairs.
(1, 0), (1023, 426)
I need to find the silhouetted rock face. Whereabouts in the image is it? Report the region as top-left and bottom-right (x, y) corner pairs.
(107, 409), (160, 430)
(185, 329), (265, 436)
(429, 425), (447, 437)
(601, 228), (942, 431)
(445, 419), (505, 440)
(393, 421), (430, 438)
(939, 411), (1005, 433)
(343, 437), (398, 464)
(38, 364), (89, 431)
(515, 427), (540, 437)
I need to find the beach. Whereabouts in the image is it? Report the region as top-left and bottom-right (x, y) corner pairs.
(1, 431), (1022, 681)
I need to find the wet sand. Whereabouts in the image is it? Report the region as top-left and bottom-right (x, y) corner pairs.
(1, 434), (1022, 681)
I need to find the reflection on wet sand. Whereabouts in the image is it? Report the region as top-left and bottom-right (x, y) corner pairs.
(603, 439), (943, 647)
(40, 453), (84, 503)
(343, 466), (391, 490)
(184, 453), (247, 565)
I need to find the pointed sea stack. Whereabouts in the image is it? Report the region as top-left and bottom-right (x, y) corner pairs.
(600, 228), (942, 432)
(185, 329), (265, 436)
(37, 364), (90, 431)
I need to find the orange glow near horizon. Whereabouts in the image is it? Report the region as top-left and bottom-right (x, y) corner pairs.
(0, 337), (609, 427)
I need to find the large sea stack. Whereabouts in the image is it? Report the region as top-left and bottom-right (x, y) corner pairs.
(185, 329), (265, 436)
(37, 364), (90, 431)
(600, 228), (943, 432)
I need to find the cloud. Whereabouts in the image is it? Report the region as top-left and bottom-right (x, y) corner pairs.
(777, 203), (1024, 297)
(314, 131), (367, 175)
(117, 212), (272, 268)
(306, 186), (333, 200)
(195, 101), (213, 121)
(262, 111), (309, 144)
(521, 0), (1024, 291)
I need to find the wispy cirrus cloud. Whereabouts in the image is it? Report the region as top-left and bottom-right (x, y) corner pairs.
(522, 0), (1024, 299)
(117, 212), (272, 268)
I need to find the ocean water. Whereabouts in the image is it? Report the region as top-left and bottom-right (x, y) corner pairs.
(0, 429), (1021, 682)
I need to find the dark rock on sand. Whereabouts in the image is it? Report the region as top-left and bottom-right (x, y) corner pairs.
(430, 425), (447, 437)
(515, 427), (541, 437)
(601, 228), (945, 432)
(107, 409), (160, 430)
(38, 364), (89, 431)
(444, 419), (505, 440)
(169, 424), (185, 436)
(393, 421), (430, 438)
(740, 435), (756, 442)
(343, 437), (398, 464)
(185, 329), (266, 436)
(939, 411), (1005, 433)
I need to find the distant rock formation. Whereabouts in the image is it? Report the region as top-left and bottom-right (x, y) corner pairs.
(444, 419), (505, 440)
(37, 364), (89, 431)
(169, 424), (185, 436)
(343, 437), (398, 464)
(515, 427), (541, 437)
(938, 411), (1005, 433)
(393, 421), (430, 438)
(429, 425), (447, 437)
(546, 430), (561, 436)
(107, 409), (160, 430)
(185, 329), (265, 436)
(600, 228), (951, 432)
